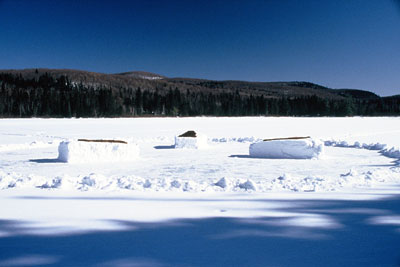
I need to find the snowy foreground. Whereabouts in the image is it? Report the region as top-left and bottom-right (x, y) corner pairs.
(1, 117), (400, 266)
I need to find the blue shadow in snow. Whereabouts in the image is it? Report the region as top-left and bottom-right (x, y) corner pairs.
(154, 145), (175, 150)
(29, 158), (63, 163)
(1, 196), (400, 266)
(229, 154), (253, 158)
(229, 155), (307, 159)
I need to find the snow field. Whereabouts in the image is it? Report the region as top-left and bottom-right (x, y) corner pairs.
(0, 141), (399, 193)
(2, 117), (400, 267)
(0, 117), (400, 193)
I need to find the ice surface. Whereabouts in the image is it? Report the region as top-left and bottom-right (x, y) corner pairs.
(58, 140), (140, 163)
(249, 138), (324, 159)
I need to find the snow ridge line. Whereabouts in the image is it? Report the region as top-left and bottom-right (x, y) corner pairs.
(1, 167), (400, 193)
(211, 137), (262, 143)
(324, 140), (400, 163)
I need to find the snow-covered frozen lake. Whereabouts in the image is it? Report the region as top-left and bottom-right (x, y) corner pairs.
(1, 117), (400, 193)
(1, 117), (400, 266)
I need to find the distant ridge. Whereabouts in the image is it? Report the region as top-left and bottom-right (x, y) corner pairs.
(0, 68), (398, 117)
(0, 68), (388, 99)
(115, 71), (165, 80)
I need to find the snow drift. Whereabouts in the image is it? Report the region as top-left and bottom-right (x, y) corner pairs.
(58, 140), (140, 163)
(174, 131), (208, 149)
(249, 137), (324, 159)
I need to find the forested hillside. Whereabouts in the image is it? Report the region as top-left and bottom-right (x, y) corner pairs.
(0, 69), (399, 117)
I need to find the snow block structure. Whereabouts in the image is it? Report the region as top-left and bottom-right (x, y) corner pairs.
(174, 131), (208, 149)
(249, 137), (324, 159)
(58, 139), (140, 163)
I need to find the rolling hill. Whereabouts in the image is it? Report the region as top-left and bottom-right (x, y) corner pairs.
(0, 68), (397, 117)
(0, 68), (383, 99)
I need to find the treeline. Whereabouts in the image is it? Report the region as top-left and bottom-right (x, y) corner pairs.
(0, 73), (399, 117)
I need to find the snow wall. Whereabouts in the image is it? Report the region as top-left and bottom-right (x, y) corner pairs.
(174, 134), (208, 149)
(249, 138), (324, 159)
(58, 141), (140, 163)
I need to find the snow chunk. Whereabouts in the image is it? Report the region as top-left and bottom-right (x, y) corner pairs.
(214, 177), (228, 188)
(143, 179), (152, 188)
(237, 179), (256, 191)
(340, 169), (359, 178)
(170, 180), (181, 188)
(381, 146), (400, 160)
(37, 177), (62, 189)
(249, 138), (324, 159)
(174, 132), (208, 149)
(58, 140), (140, 163)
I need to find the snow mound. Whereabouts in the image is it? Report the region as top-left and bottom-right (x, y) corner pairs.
(381, 146), (400, 160)
(214, 177), (228, 188)
(249, 138), (324, 159)
(237, 179), (256, 191)
(57, 140), (140, 163)
(174, 133), (208, 149)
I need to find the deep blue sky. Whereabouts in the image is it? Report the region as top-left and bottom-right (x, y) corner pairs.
(0, 0), (399, 96)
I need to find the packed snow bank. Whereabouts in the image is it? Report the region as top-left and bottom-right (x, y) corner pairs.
(2, 166), (400, 192)
(211, 136), (261, 143)
(58, 140), (139, 163)
(174, 131), (208, 149)
(324, 140), (387, 150)
(249, 138), (324, 159)
(325, 140), (400, 162)
(381, 147), (400, 160)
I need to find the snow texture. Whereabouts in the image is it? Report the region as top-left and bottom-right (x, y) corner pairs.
(174, 133), (208, 149)
(0, 141), (58, 152)
(2, 117), (400, 266)
(58, 140), (140, 163)
(249, 138), (324, 159)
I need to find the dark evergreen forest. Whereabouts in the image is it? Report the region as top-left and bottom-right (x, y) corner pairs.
(0, 73), (399, 117)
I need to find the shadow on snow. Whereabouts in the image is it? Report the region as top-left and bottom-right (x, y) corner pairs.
(29, 158), (63, 163)
(1, 196), (400, 266)
(153, 145), (175, 150)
